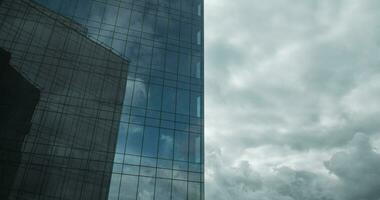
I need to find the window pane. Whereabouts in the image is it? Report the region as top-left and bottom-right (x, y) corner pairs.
(155, 178), (171, 200)
(191, 56), (201, 78)
(176, 89), (189, 115)
(152, 48), (165, 70)
(190, 92), (201, 117)
(162, 87), (176, 113)
(138, 46), (152, 68)
(158, 129), (174, 159)
(172, 180), (187, 200)
(189, 134), (201, 163)
(132, 81), (147, 107)
(119, 175), (138, 200)
(116, 8), (131, 28)
(123, 80), (135, 106)
(180, 23), (191, 42)
(59, 0), (77, 16)
(115, 122), (128, 153)
(75, 0), (91, 19)
(188, 182), (201, 200)
(143, 14), (155, 33)
(130, 10), (143, 31)
(147, 84), (162, 110)
(168, 19), (180, 40)
(178, 53), (191, 76)
(104, 5), (118, 24)
(155, 17), (168, 39)
(126, 125), (144, 155)
(108, 174), (121, 200)
(142, 127), (159, 157)
(137, 177), (155, 200)
(174, 132), (188, 161)
(165, 51), (178, 73)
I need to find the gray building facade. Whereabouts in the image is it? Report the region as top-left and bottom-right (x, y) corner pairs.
(0, 0), (204, 199)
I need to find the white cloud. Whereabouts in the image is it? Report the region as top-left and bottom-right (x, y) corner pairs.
(205, 0), (380, 199)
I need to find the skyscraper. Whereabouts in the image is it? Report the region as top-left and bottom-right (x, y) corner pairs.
(0, 0), (204, 199)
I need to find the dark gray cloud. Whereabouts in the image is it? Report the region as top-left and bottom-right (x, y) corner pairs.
(206, 134), (380, 200)
(205, 0), (380, 199)
(325, 133), (380, 200)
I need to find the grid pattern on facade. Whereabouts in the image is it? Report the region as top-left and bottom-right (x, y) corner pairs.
(0, 0), (128, 199)
(0, 0), (204, 199)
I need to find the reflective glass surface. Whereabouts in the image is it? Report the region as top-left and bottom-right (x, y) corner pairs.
(0, 0), (203, 199)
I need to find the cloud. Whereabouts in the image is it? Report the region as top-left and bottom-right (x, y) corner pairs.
(325, 133), (380, 200)
(206, 133), (380, 200)
(205, 0), (380, 199)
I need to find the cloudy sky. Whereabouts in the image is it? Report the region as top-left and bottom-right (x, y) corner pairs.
(204, 0), (380, 199)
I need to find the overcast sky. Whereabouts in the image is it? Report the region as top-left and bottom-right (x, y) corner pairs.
(204, 0), (380, 199)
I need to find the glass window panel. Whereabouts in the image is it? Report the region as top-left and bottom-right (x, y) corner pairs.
(180, 23), (191, 42)
(196, 62), (201, 78)
(124, 42), (140, 61)
(155, 17), (168, 39)
(176, 89), (189, 115)
(124, 164), (138, 175)
(197, 96), (201, 118)
(190, 92), (201, 117)
(152, 48), (165, 70)
(137, 177), (155, 200)
(168, 19), (180, 40)
(123, 80), (135, 106)
(173, 161), (188, 171)
(172, 180), (187, 200)
(59, 0), (77, 16)
(124, 155), (141, 165)
(44, 0), (61, 12)
(170, 0), (180, 9)
(189, 134), (201, 163)
(143, 14), (155, 33)
(165, 51), (178, 73)
(115, 122), (128, 153)
(197, 4), (202, 16)
(89, 2), (105, 22)
(178, 53), (191, 76)
(197, 31), (201, 45)
(130, 10), (143, 31)
(104, 5), (118, 25)
(138, 46), (152, 67)
(140, 167), (156, 177)
(157, 168), (172, 179)
(75, 0), (91, 19)
(158, 159), (172, 169)
(158, 129), (174, 159)
(142, 127), (159, 157)
(108, 174), (121, 200)
(180, 0), (192, 13)
(112, 39), (125, 55)
(174, 132), (188, 161)
(116, 8), (131, 28)
(188, 182), (201, 200)
(147, 84), (162, 110)
(119, 175), (138, 200)
(132, 81), (147, 107)
(141, 157), (157, 167)
(191, 56), (201, 78)
(159, 0), (169, 7)
(126, 125), (144, 155)
(162, 87), (176, 113)
(155, 179), (171, 200)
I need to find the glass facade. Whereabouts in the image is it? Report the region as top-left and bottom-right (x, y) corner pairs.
(0, 0), (204, 199)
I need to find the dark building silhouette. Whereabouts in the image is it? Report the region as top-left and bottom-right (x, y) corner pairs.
(0, 0), (204, 199)
(0, 48), (40, 199)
